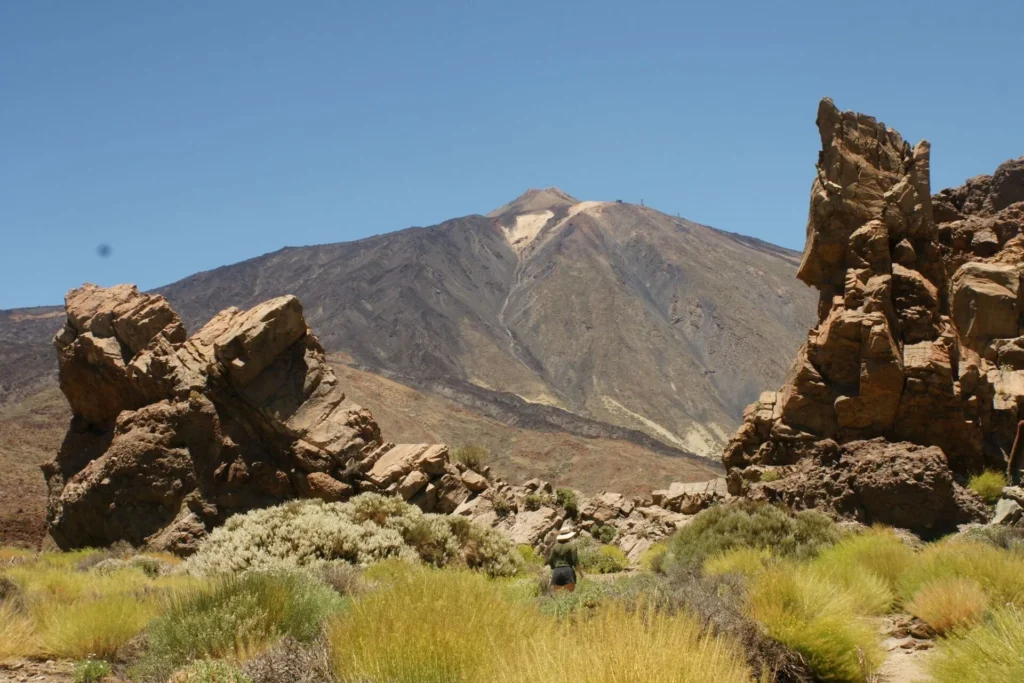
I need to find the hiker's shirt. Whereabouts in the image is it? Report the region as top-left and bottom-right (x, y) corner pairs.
(548, 542), (578, 569)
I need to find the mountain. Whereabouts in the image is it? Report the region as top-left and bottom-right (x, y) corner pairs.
(1, 190), (817, 457)
(155, 189), (817, 457)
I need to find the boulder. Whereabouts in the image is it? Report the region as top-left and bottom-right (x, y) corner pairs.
(951, 262), (1021, 345)
(460, 469), (489, 493)
(505, 507), (564, 546)
(365, 444), (448, 487)
(305, 472), (353, 502)
(750, 439), (987, 532)
(397, 470), (429, 500)
(992, 498), (1024, 527)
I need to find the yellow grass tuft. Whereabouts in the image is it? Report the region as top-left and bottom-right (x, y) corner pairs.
(812, 526), (915, 591)
(703, 547), (773, 578)
(0, 601), (35, 661)
(34, 593), (159, 658)
(896, 538), (1024, 607)
(930, 606), (1024, 683)
(967, 470), (1007, 505)
(329, 567), (752, 683)
(906, 576), (989, 635)
(748, 566), (882, 682)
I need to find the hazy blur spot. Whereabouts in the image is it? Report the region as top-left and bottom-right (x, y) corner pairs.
(97, 244), (112, 258)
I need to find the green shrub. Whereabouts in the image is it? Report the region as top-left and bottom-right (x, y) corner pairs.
(169, 660), (253, 683)
(138, 571), (343, 678)
(759, 470), (780, 483)
(591, 523), (617, 544)
(749, 566), (882, 682)
(523, 493), (546, 511)
(451, 445), (488, 470)
(639, 542), (669, 573)
(930, 606), (1024, 682)
(664, 499), (841, 573)
(184, 494), (521, 578)
(578, 542), (628, 574)
(73, 659), (111, 683)
(968, 470), (1007, 504)
(492, 494), (513, 517)
(517, 545), (544, 568)
(554, 488), (579, 517)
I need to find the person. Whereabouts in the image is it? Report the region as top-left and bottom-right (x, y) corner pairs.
(547, 523), (580, 592)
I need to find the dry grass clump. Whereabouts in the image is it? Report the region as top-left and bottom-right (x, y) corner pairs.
(451, 445), (488, 469)
(241, 637), (335, 683)
(185, 494), (522, 578)
(930, 606), (1024, 683)
(0, 551), (205, 662)
(0, 600), (34, 661)
(35, 593), (159, 658)
(906, 576), (989, 634)
(638, 541), (668, 573)
(500, 602), (753, 683)
(812, 526), (915, 590)
(703, 547), (773, 578)
(896, 538), (1024, 607)
(748, 566), (882, 682)
(328, 567), (752, 683)
(169, 659), (253, 683)
(967, 470), (1007, 504)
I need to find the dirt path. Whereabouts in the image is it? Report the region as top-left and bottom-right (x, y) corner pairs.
(0, 660), (72, 683)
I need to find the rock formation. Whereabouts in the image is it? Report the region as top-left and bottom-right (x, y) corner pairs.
(723, 98), (1023, 528)
(43, 284), (477, 553)
(44, 283), (713, 557)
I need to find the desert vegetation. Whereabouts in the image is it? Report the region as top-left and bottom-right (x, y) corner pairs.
(3, 499), (1024, 682)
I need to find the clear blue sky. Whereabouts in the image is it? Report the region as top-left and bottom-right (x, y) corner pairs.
(2, 1), (1022, 309)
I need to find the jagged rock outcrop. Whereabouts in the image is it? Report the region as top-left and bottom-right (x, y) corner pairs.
(43, 284), (475, 554)
(724, 99), (1024, 503)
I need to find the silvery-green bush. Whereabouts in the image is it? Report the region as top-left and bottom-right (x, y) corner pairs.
(185, 494), (522, 578)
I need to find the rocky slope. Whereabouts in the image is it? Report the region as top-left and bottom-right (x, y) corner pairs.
(724, 98), (1022, 530)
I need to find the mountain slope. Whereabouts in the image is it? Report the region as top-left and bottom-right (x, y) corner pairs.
(157, 189), (816, 456)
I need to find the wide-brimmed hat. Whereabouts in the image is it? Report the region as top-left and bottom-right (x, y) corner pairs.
(556, 523), (577, 541)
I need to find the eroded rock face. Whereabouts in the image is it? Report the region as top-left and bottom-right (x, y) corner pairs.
(725, 99), (1024, 486)
(745, 439), (987, 533)
(43, 285), (471, 553)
